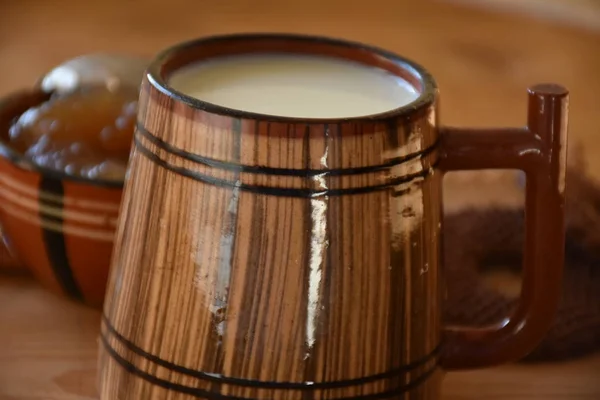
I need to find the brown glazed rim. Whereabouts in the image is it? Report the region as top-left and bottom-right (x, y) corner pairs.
(148, 33), (438, 123)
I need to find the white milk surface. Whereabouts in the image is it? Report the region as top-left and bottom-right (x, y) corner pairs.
(168, 54), (419, 118)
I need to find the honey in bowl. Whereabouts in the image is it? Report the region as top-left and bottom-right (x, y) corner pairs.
(8, 86), (138, 181)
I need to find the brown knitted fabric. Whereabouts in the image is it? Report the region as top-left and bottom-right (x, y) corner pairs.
(444, 168), (600, 362)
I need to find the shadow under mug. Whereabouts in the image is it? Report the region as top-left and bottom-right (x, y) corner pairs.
(98, 34), (568, 399)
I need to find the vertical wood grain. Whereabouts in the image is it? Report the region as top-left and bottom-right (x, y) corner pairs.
(98, 35), (443, 399)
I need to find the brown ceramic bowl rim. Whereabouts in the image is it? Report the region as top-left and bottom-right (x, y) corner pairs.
(148, 33), (438, 123)
(0, 90), (124, 189)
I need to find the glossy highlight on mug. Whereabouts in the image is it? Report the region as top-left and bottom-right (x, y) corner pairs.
(306, 134), (329, 358)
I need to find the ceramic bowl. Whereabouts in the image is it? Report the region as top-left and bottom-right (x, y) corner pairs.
(0, 89), (123, 308)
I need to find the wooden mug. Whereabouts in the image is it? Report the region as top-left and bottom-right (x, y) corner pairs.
(98, 34), (568, 399)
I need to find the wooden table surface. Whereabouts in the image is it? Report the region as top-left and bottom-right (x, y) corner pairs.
(1, 0), (600, 399)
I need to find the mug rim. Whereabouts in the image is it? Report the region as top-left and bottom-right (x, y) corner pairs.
(147, 33), (438, 123)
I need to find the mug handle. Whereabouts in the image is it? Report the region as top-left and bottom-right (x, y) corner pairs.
(438, 84), (569, 370)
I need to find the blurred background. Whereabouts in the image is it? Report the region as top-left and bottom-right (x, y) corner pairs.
(1, 0), (599, 338)
(1, 1), (600, 398)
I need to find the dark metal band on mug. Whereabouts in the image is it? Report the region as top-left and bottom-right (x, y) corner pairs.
(135, 121), (439, 177)
(132, 134), (437, 198)
(100, 327), (438, 398)
(101, 314), (439, 390)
